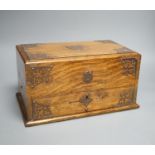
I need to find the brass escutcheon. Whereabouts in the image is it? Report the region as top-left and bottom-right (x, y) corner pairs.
(79, 94), (92, 106)
(83, 71), (93, 83)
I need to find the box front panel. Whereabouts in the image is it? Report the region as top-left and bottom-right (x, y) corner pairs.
(24, 53), (141, 121)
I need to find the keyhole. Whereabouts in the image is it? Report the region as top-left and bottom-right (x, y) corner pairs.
(79, 93), (92, 106)
(85, 95), (89, 100)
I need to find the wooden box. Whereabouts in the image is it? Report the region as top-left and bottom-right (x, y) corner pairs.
(16, 40), (141, 127)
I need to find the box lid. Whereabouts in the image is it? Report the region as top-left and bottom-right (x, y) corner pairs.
(16, 40), (139, 63)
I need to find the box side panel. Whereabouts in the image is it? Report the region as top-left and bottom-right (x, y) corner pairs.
(133, 53), (141, 102)
(16, 51), (27, 106)
(16, 49), (36, 121)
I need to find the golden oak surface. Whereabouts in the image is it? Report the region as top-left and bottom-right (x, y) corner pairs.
(16, 40), (141, 127)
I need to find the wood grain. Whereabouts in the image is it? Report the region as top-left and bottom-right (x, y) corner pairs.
(16, 40), (141, 126)
(16, 40), (139, 62)
(26, 54), (140, 96)
(16, 92), (139, 127)
(31, 86), (136, 119)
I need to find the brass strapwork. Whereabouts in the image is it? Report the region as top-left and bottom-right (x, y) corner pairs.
(16, 40), (141, 127)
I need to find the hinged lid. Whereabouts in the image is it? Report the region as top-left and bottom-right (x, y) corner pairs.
(16, 40), (139, 63)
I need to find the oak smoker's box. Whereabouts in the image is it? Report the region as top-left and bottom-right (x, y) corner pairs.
(16, 40), (141, 127)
